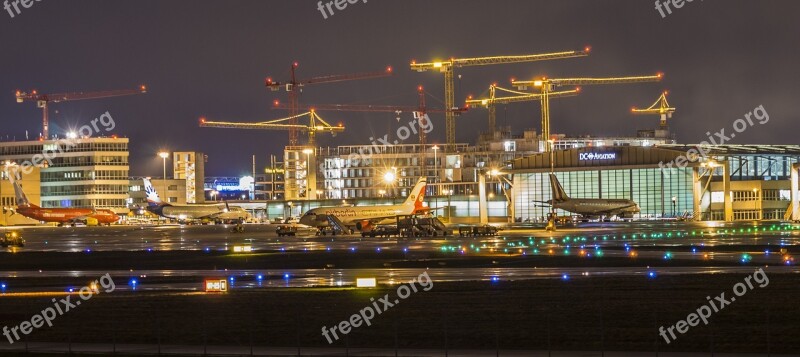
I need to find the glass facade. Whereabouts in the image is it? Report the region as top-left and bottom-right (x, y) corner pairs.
(515, 168), (694, 221)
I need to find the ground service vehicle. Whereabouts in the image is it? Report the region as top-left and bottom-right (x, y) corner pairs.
(1, 231), (25, 247)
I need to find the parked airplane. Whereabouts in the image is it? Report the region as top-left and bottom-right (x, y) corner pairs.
(143, 178), (251, 222)
(299, 177), (429, 231)
(545, 173), (640, 220)
(4, 170), (119, 226)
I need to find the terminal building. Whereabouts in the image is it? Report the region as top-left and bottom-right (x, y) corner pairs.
(510, 145), (800, 222)
(0, 137), (130, 214)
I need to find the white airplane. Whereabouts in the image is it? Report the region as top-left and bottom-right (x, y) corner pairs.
(544, 173), (640, 220)
(299, 177), (429, 231)
(143, 178), (251, 222)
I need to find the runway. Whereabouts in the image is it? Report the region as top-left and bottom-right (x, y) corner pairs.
(2, 221), (798, 253)
(1, 266), (795, 292)
(1, 221), (798, 293)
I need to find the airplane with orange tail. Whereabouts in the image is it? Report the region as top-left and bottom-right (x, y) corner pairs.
(3, 170), (119, 226)
(299, 177), (429, 231)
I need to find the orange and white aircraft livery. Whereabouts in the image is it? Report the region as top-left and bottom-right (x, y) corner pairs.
(4, 170), (119, 226)
(299, 177), (428, 231)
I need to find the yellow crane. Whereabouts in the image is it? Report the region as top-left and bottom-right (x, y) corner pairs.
(631, 91), (675, 130)
(198, 110), (344, 146)
(465, 84), (581, 134)
(410, 48), (590, 151)
(512, 74), (663, 151)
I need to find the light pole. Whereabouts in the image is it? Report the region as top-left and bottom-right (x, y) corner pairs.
(158, 151), (170, 204)
(546, 140), (556, 231)
(432, 145), (439, 188)
(753, 188), (760, 220)
(158, 151), (170, 179)
(672, 196), (677, 217)
(303, 148), (313, 200)
(446, 189), (453, 221)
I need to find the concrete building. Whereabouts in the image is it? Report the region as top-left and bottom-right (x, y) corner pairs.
(173, 151), (205, 204)
(509, 145), (800, 222)
(0, 137), (130, 214)
(0, 166), (42, 226)
(255, 155), (285, 200)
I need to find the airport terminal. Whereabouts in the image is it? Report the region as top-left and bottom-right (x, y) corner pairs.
(2, 2), (800, 354)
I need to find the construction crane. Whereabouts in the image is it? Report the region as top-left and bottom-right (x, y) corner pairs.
(198, 111), (344, 146)
(15, 85), (147, 139)
(631, 91), (675, 130)
(465, 84), (581, 135)
(409, 48), (590, 151)
(265, 63), (393, 146)
(512, 74), (663, 151)
(273, 86), (466, 176)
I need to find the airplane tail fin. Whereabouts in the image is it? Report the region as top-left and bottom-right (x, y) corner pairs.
(5, 168), (34, 208)
(403, 177), (427, 212)
(549, 173), (569, 202)
(143, 178), (167, 208)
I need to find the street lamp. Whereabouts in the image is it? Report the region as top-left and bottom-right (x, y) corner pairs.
(546, 140), (556, 231)
(158, 151), (170, 179)
(432, 145), (439, 185)
(672, 196), (677, 216)
(446, 188), (454, 220)
(302, 148), (313, 199)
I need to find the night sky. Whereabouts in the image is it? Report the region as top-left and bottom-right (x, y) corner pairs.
(0, 0), (797, 176)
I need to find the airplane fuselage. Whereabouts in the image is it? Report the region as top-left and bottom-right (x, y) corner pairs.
(148, 204), (246, 221)
(553, 199), (640, 218)
(300, 204), (413, 227)
(16, 206), (119, 224)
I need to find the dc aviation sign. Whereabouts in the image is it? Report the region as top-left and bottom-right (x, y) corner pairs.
(579, 152), (617, 161)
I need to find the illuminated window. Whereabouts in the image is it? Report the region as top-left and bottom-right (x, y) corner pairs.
(503, 141), (516, 152)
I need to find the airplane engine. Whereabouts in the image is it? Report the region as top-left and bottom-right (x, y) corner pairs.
(355, 220), (373, 232)
(86, 217), (99, 226)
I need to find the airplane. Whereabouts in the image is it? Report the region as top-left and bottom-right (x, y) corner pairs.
(543, 173), (640, 220)
(143, 178), (251, 222)
(299, 177), (429, 231)
(3, 170), (119, 226)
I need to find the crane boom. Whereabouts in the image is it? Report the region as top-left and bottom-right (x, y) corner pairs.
(465, 86), (580, 135)
(511, 73), (663, 151)
(265, 63), (393, 146)
(199, 111), (344, 146)
(15, 85), (147, 139)
(410, 48), (590, 151)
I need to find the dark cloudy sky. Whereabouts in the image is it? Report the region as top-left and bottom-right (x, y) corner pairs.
(0, 0), (797, 176)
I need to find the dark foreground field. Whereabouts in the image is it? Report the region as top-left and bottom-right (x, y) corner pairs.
(0, 273), (797, 355)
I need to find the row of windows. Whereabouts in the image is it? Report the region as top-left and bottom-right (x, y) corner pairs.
(48, 156), (127, 167)
(711, 190), (791, 203)
(733, 210), (761, 220)
(41, 170), (129, 182)
(43, 199), (127, 208)
(41, 185), (129, 195)
(1, 196), (15, 207)
(710, 210), (787, 221)
(733, 191), (759, 201)
(0, 142), (127, 156)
